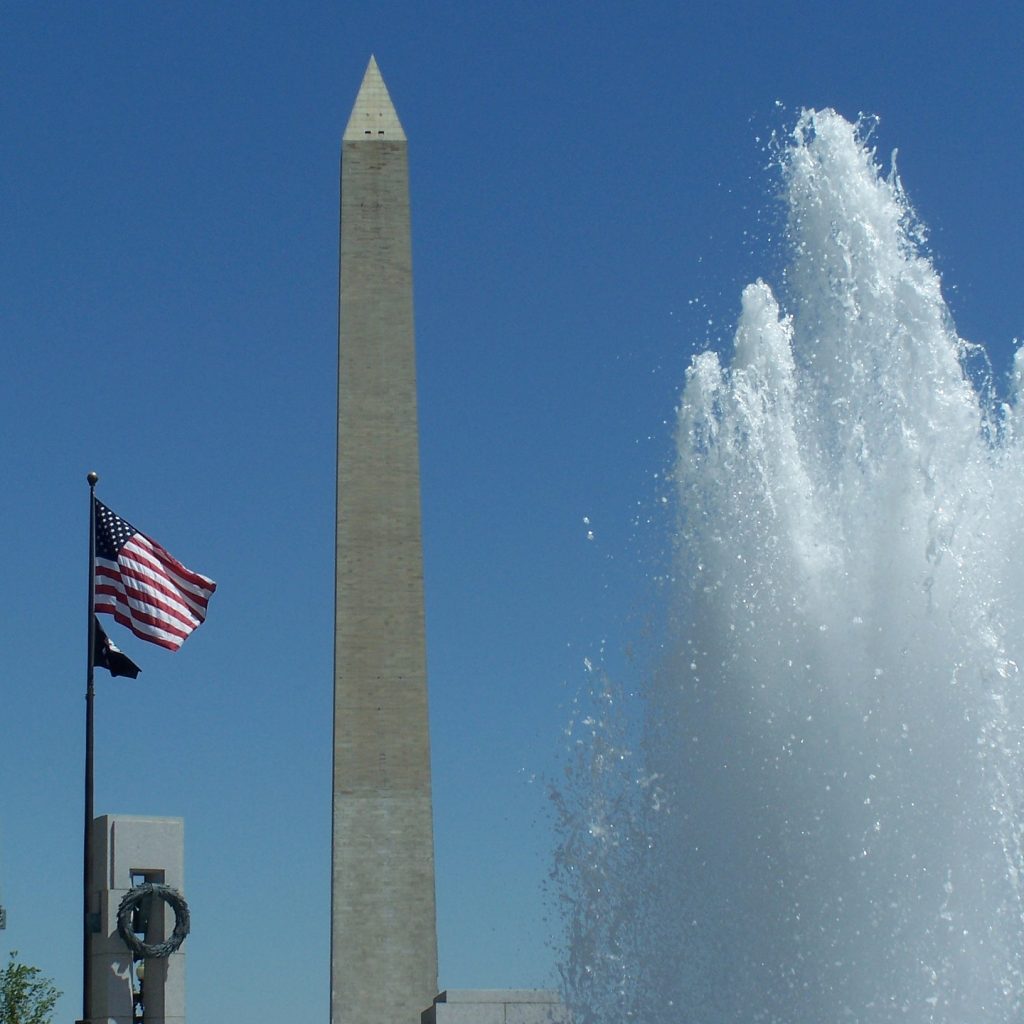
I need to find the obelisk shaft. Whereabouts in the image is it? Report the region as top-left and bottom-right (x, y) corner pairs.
(332, 58), (438, 1024)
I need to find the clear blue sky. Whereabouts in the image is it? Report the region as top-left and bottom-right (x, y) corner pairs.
(1, 3), (1021, 1021)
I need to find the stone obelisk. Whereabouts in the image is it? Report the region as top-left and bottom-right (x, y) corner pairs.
(332, 57), (438, 1024)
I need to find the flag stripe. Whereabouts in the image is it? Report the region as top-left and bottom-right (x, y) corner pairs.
(107, 607), (183, 651)
(98, 551), (206, 625)
(133, 534), (216, 592)
(95, 581), (194, 641)
(96, 556), (201, 620)
(128, 535), (215, 605)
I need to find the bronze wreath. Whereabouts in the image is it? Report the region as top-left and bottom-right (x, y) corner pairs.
(115, 883), (190, 959)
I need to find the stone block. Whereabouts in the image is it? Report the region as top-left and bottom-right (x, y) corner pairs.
(423, 990), (570, 1024)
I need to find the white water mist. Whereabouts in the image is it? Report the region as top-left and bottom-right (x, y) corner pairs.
(554, 109), (1024, 1023)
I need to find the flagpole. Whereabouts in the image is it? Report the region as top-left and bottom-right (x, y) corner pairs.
(82, 470), (98, 1024)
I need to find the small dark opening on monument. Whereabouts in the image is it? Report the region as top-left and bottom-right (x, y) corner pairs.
(129, 871), (164, 938)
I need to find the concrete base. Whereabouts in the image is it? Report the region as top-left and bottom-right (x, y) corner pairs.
(423, 990), (570, 1024)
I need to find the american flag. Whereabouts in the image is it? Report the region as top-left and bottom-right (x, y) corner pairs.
(94, 499), (217, 651)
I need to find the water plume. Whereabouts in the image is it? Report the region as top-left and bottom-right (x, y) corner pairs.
(554, 109), (1024, 1023)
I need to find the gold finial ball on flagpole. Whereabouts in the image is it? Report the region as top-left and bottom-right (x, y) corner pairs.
(87, 471), (99, 487)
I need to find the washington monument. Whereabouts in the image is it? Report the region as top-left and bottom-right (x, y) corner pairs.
(332, 57), (438, 1024)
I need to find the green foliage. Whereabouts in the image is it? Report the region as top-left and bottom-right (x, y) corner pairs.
(0, 952), (60, 1024)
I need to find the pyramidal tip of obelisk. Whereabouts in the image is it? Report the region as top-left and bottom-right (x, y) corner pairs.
(343, 55), (406, 142)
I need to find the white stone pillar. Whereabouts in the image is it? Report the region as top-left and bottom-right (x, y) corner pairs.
(88, 815), (185, 1024)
